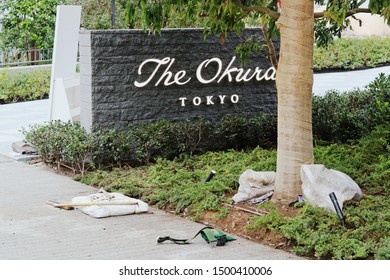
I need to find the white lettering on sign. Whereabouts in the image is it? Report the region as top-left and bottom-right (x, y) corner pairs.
(196, 58), (222, 84)
(135, 56), (274, 107)
(179, 95), (240, 107)
(134, 57), (191, 87)
(196, 56), (276, 83)
(134, 56), (275, 88)
(193, 97), (202, 106)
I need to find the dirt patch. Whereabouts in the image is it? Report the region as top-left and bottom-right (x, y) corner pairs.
(197, 201), (299, 252)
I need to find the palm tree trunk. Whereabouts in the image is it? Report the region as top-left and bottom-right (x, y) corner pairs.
(272, 0), (314, 203)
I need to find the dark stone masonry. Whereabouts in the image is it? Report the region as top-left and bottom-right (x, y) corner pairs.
(79, 28), (277, 131)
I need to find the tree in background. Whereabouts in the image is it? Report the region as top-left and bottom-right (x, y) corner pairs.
(0, 0), (65, 51)
(126, 0), (390, 203)
(65, 0), (129, 29)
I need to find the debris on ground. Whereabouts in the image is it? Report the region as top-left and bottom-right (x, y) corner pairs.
(48, 188), (149, 218)
(12, 141), (37, 155)
(232, 169), (275, 203)
(301, 164), (363, 213)
(157, 226), (236, 246)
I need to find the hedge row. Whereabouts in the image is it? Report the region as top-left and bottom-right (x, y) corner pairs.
(0, 68), (51, 104)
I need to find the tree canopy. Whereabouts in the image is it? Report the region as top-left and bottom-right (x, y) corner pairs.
(66, 0), (129, 30)
(0, 0), (65, 51)
(126, 0), (390, 66)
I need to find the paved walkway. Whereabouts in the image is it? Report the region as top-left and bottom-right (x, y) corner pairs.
(0, 66), (388, 259)
(0, 154), (301, 260)
(313, 65), (390, 96)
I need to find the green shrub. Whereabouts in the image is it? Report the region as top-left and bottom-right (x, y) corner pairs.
(0, 68), (50, 103)
(313, 73), (390, 143)
(213, 114), (277, 150)
(22, 121), (93, 175)
(92, 126), (133, 167)
(314, 37), (390, 71)
(131, 115), (276, 164)
(131, 120), (183, 163)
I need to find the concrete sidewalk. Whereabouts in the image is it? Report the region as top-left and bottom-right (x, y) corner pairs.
(0, 154), (301, 260)
(313, 65), (390, 96)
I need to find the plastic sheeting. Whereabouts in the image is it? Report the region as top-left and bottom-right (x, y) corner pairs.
(232, 169), (275, 203)
(301, 164), (363, 212)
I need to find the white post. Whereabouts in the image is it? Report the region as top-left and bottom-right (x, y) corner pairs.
(49, 5), (82, 122)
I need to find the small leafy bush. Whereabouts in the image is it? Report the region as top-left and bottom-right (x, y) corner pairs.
(313, 73), (390, 143)
(213, 114), (277, 150)
(131, 114), (276, 163)
(131, 119), (202, 163)
(92, 126), (133, 167)
(0, 68), (50, 103)
(22, 121), (93, 175)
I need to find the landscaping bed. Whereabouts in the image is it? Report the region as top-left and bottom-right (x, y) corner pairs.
(21, 64), (390, 260)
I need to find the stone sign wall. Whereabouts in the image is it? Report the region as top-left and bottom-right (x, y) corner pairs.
(79, 28), (277, 130)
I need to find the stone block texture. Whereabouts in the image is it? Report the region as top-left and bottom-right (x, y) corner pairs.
(79, 28), (277, 130)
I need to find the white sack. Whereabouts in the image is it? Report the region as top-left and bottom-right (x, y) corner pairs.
(301, 164), (363, 212)
(71, 190), (148, 218)
(232, 169), (275, 203)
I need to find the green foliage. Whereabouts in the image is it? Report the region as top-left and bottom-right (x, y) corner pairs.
(376, 237), (390, 260)
(0, 0), (64, 51)
(21, 113), (276, 169)
(79, 147), (276, 218)
(369, 0), (390, 24)
(315, 124), (390, 196)
(125, 0), (206, 31)
(313, 73), (390, 142)
(91, 126), (133, 167)
(123, 0), (390, 66)
(131, 120), (183, 163)
(65, 0), (128, 29)
(22, 121), (93, 175)
(314, 37), (390, 71)
(131, 114), (276, 163)
(248, 195), (390, 259)
(246, 202), (285, 232)
(0, 69), (51, 104)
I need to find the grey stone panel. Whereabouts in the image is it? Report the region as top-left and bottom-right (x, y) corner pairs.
(81, 28), (278, 130)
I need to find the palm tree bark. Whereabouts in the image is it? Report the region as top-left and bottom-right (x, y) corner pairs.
(272, 0), (314, 203)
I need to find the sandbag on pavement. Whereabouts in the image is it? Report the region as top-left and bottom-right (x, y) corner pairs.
(71, 189), (148, 218)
